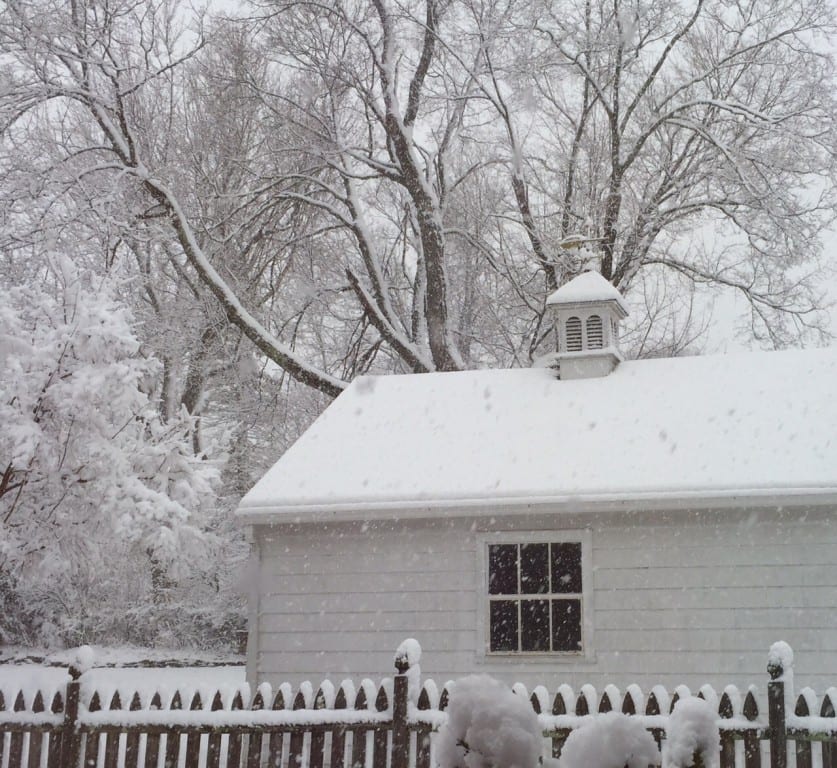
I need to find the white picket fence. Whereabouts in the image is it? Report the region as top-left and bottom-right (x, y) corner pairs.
(2, 641), (837, 768)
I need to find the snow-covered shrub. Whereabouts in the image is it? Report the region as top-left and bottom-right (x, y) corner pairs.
(559, 711), (660, 768)
(666, 697), (719, 768)
(436, 675), (543, 768)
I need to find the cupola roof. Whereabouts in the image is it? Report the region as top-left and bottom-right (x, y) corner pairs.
(546, 271), (629, 315)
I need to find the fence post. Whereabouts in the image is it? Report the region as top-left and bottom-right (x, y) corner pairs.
(392, 642), (417, 768)
(59, 662), (83, 768)
(767, 645), (790, 768)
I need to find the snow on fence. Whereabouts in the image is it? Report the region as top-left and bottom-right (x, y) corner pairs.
(1, 641), (837, 768)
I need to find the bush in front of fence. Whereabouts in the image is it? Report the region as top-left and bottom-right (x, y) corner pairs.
(436, 674), (545, 768)
(559, 711), (660, 768)
(667, 697), (720, 768)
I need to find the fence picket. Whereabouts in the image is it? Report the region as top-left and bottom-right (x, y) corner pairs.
(550, 687), (569, 760)
(103, 691), (122, 768)
(206, 691), (224, 768)
(719, 692), (735, 768)
(743, 690), (761, 768)
(85, 690), (103, 768)
(125, 691), (143, 768)
(228, 691), (245, 768)
(47, 690), (63, 768)
(308, 688), (328, 768)
(267, 688), (286, 768)
(415, 684), (431, 768)
(25, 692), (45, 768)
(9, 691), (24, 768)
(793, 695), (812, 768)
(645, 689), (663, 750)
(288, 689), (307, 768)
(164, 690), (184, 768)
(351, 687), (368, 768)
(142, 691), (163, 768)
(245, 688), (266, 768)
(331, 686), (349, 768)
(184, 692), (203, 768)
(373, 685), (388, 768)
(819, 695), (835, 768)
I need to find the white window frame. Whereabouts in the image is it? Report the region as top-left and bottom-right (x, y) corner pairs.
(475, 529), (594, 660)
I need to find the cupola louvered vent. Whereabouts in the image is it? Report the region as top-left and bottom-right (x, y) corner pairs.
(566, 317), (582, 351)
(586, 315), (603, 349)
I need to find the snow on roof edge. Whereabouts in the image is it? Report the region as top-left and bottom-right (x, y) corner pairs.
(236, 486), (837, 525)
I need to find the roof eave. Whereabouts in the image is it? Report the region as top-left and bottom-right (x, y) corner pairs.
(235, 486), (837, 526)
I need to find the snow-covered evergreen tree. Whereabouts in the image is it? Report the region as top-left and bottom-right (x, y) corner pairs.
(0, 257), (218, 646)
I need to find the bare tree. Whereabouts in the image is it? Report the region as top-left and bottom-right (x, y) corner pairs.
(473, 0), (837, 346)
(1, 0), (350, 395)
(2, 0), (835, 403)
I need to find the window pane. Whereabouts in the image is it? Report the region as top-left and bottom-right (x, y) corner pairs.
(552, 599), (582, 651)
(551, 542), (582, 593)
(520, 543), (549, 594)
(490, 600), (518, 651)
(488, 544), (518, 595)
(521, 599), (550, 652)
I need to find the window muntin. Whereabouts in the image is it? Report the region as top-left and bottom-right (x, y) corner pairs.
(487, 541), (583, 654)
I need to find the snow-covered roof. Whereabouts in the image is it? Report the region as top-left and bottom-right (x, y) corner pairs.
(546, 271), (629, 314)
(236, 347), (837, 522)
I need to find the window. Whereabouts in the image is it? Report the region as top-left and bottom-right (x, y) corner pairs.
(486, 540), (584, 654)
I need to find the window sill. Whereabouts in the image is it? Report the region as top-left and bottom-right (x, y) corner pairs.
(477, 650), (597, 664)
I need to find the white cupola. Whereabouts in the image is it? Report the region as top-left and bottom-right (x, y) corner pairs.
(544, 271), (629, 379)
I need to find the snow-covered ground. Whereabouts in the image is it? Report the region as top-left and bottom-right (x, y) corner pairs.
(0, 647), (245, 708)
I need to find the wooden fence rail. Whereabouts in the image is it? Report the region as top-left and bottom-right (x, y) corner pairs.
(1, 643), (837, 768)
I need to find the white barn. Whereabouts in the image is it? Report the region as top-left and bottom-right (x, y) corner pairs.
(236, 272), (837, 692)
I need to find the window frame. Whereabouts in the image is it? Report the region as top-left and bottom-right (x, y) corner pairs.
(476, 529), (594, 660)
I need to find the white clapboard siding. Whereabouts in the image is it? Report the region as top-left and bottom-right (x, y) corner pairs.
(596, 606), (837, 631)
(250, 506), (837, 692)
(260, 610), (476, 633)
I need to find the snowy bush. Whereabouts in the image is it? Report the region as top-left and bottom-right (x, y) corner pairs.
(665, 697), (719, 768)
(436, 675), (544, 768)
(559, 711), (660, 768)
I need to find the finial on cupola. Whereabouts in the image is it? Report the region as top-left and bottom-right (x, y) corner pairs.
(544, 271), (629, 380)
